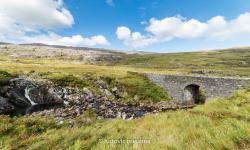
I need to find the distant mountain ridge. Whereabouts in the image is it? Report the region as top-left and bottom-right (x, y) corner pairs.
(1, 41), (250, 55)
(0, 42), (11, 45)
(0, 42), (154, 55)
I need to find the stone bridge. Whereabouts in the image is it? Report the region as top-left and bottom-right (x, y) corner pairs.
(145, 73), (250, 104)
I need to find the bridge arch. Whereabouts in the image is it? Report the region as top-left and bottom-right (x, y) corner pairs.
(183, 84), (205, 104)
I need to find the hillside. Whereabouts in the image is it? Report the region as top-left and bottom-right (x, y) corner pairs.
(0, 44), (125, 64)
(1, 44), (249, 77)
(115, 48), (250, 77)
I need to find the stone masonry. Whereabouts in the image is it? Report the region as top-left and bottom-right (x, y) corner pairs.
(145, 73), (250, 103)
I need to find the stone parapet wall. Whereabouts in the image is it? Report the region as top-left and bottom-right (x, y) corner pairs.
(145, 73), (250, 102)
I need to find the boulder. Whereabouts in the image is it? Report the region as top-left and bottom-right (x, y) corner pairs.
(8, 79), (63, 105)
(0, 78), (64, 115)
(0, 97), (14, 114)
(0, 79), (11, 86)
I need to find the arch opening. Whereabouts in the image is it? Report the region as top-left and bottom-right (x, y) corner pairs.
(184, 84), (205, 104)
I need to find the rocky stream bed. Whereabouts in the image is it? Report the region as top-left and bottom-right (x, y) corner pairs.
(0, 77), (194, 123)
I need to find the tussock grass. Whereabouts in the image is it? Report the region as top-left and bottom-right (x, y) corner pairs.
(1, 88), (250, 150)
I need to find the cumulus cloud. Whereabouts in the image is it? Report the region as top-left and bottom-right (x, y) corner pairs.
(146, 17), (207, 39)
(0, 0), (74, 31)
(116, 26), (131, 40)
(22, 33), (109, 47)
(0, 0), (109, 47)
(116, 12), (250, 48)
(207, 13), (250, 40)
(116, 26), (157, 47)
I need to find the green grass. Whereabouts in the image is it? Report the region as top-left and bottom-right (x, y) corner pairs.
(1, 87), (250, 150)
(115, 48), (250, 77)
(113, 72), (170, 103)
(0, 70), (17, 79)
(37, 71), (170, 103)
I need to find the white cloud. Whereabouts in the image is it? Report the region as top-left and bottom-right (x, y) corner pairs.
(207, 13), (250, 40)
(0, 0), (109, 47)
(147, 17), (207, 39)
(0, 0), (74, 30)
(116, 26), (157, 48)
(117, 12), (250, 48)
(116, 26), (131, 40)
(22, 33), (109, 47)
(106, 0), (114, 6)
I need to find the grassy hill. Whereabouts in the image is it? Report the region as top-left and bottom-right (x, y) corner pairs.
(115, 48), (250, 77)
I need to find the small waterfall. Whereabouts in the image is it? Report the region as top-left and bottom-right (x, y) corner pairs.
(62, 88), (68, 99)
(62, 88), (70, 106)
(25, 86), (37, 105)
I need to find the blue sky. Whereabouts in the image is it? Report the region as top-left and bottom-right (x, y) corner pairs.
(0, 0), (250, 52)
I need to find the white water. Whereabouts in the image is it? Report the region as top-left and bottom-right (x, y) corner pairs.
(64, 100), (69, 106)
(25, 87), (37, 105)
(62, 88), (68, 99)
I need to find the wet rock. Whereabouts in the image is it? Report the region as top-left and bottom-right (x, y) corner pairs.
(0, 97), (14, 114)
(0, 86), (10, 96)
(28, 85), (63, 104)
(8, 90), (30, 106)
(134, 110), (145, 118)
(0, 78), (64, 115)
(0, 79), (11, 86)
(7, 79), (63, 105)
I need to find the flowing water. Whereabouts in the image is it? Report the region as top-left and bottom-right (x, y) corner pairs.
(24, 86), (37, 105)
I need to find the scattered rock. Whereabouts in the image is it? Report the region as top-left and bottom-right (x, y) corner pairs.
(96, 79), (108, 89)
(103, 89), (113, 96)
(116, 111), (122, 118)
(83, 87), (94, 99)
(0, 77), (195, 120)
(112, 86), (118, 93)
